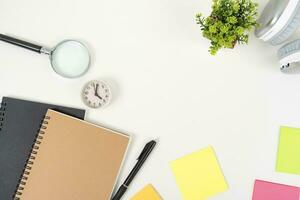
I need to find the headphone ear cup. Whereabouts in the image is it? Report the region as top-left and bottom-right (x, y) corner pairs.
(278, 39), (300, 63)
(270, 2), (300, 45)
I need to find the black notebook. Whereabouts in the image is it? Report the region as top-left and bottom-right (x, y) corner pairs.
(0, 97), (85, 200)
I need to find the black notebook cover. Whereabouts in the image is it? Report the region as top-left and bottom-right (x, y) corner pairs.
(0, 97), (85, 200)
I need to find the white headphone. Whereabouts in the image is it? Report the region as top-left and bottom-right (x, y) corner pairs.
(255, 0), (300, 72)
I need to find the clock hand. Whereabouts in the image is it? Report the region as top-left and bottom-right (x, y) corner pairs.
(94, 84), (99, 95)
(95, 93), (103, 100)
(94, 84), (103, 100)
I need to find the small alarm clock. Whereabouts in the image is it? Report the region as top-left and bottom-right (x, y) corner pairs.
(82, 80), (111, 108)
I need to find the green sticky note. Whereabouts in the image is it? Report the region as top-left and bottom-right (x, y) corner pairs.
(276, 126), (300, 175)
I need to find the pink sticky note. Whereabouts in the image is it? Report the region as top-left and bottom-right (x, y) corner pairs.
(252, 180), (300, 200)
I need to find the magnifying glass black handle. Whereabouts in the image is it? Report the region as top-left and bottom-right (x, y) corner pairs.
(0, 34), (42, 53)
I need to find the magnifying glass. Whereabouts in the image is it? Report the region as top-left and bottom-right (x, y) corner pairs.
(0, 34), (90, 78)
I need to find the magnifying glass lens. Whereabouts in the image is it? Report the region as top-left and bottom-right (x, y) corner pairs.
(51, 41), (90, 78)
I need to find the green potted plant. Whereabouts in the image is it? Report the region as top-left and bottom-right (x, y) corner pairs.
(196, 0), (259, 55)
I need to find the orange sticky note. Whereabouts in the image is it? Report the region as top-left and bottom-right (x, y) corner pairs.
(130, 184), (162, 200)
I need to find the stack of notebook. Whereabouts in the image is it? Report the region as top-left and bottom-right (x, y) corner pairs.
(0, 97), (130, 200)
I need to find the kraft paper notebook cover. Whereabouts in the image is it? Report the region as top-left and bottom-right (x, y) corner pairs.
(0, 97), (85, 200)
(14, 109), (130, 200)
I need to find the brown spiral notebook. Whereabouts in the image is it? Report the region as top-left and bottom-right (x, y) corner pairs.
(14, 109), (130, 200)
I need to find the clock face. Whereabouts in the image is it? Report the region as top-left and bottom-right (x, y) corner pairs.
(82, 80), (111, 108)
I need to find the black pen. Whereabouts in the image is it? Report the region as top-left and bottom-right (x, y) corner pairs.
(111, 140), (157, 200)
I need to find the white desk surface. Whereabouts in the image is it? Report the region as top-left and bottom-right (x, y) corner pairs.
(1, 0), (300, 199)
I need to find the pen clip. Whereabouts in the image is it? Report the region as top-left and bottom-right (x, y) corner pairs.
(137, 140), (157, 160)
(137, 143), (150, 160)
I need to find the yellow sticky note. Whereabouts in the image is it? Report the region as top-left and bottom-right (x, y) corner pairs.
(130, 184), (162, 200)
(170, 146), (228, 200)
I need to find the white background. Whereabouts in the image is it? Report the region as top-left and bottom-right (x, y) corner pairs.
(1, 0), (300, 199)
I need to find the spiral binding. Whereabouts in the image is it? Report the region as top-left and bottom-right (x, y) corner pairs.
(14, 115), (51, 200)
(0, 102), (7, 132)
